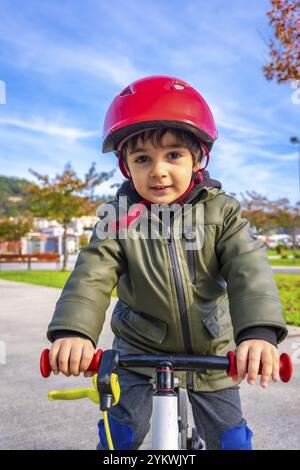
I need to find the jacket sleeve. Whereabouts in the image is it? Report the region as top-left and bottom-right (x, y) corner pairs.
(236, 326), (278, 347)
(47, 222), (126, 346)
(216, 196), (288, 344)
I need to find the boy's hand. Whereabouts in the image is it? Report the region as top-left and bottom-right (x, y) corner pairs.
(232, 339), (280, 388)
(49, 337), (95, 378)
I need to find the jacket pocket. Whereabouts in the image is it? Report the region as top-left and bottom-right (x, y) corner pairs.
(111, 300), (168, 345)
(186, 248), (196, 285)
(202, 295), (232, 339)
(183, 232), (197, 285)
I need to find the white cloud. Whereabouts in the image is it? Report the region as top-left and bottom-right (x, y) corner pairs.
(212, 136), (299, 203)
(0, 7), (144, 88)
(0, 117), (98, 139)
(277, 151), (300, 162)
(0, 124), (110, 175)
(213, 104), (272, 137)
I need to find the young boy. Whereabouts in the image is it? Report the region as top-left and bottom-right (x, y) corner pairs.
(47, 75), (288, 450)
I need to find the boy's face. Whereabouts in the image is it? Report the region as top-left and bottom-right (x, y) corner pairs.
(124, 131), (201, 204)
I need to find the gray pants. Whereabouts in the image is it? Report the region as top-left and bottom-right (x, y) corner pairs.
(98, 367), (248, 450)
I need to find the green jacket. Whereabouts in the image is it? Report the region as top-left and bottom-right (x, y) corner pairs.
(47, 176), (288, 391)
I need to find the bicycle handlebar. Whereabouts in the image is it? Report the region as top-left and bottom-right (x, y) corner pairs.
(40, 348), (293, 383)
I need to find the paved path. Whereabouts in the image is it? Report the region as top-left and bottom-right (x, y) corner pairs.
(0, 279), (299, 450)
(272, 267), (300, 274)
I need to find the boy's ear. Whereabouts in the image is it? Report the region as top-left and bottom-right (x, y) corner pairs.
(193, 160), (201, 173)
(122, 159), (131, 177)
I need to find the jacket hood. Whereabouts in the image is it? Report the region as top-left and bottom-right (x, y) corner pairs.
(116, 170), (222, 205)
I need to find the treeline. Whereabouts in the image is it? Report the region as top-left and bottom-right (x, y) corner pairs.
(0, 166), (299, 270)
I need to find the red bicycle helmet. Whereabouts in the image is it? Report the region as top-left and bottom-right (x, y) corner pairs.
(102, 75), (218, 180)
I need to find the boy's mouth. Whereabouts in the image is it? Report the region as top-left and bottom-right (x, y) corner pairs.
(151, 185), (173, 192)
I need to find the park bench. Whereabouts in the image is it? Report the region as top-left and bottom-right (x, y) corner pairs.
(0, 253), (61, 270)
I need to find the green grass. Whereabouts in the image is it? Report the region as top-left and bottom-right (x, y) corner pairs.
(274, 274), (300, 327)
(267, 249), (300, 266)
(0, 270), (118, 296)
(268, 258), (300, 266)
(0, 270), (72, 288)
(267, 249), (300, 257)
(0, 271), (299, 325)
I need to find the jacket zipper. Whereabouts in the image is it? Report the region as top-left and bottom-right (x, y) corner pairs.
(165, 221), (194, 354)
(149, 192), (207, 355)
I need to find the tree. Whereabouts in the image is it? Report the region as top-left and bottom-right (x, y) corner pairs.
(0, 175), (32, 217)
(0, 217), (33, 254)
(240, 191), (300, 257)
(263, 0), (300, 83)
(239, 191), (275, 234)
(27, 162), (115, 271)
(268, 198), (300, 254)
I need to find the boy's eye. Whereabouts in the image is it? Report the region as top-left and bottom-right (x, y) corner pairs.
(169, 151), (182, 159)
(135, 152), (182, 163)
(135, 155), (149, 163)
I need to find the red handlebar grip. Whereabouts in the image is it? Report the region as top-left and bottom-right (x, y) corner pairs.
(279, 353), (293, 383)
(87, 349), (103, 372)
(40, 348), (103, 378)
(40, 349), (52, 378)
(226, 351), (293, 383)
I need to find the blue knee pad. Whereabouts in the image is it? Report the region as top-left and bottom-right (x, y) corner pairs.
(221, 419), (253, 450)
(97, 415), (134, 450)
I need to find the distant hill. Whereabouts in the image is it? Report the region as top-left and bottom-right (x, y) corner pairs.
(0, 175), (32, 217)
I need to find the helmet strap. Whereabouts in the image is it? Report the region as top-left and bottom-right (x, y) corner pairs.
(195, 141), (210, 184)
(118, 150), (132, 179)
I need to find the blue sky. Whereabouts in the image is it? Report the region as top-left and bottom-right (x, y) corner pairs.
(0, 0), (299, 203)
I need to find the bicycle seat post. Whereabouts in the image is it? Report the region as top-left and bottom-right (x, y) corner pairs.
(152, 361), (179, 450)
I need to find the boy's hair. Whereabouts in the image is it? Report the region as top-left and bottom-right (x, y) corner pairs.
(121, 127), (203, 171)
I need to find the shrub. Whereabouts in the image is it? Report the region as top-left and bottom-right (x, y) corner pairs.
(276, 243), (287, 255)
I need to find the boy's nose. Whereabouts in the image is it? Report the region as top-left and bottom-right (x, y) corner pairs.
(150, 162), (168, 178)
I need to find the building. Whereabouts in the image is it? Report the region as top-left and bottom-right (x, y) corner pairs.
(0, 216), (98, 255)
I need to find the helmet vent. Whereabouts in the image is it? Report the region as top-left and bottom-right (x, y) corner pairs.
(120, 87), (132, 96)
(174, 83), (185, 90)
